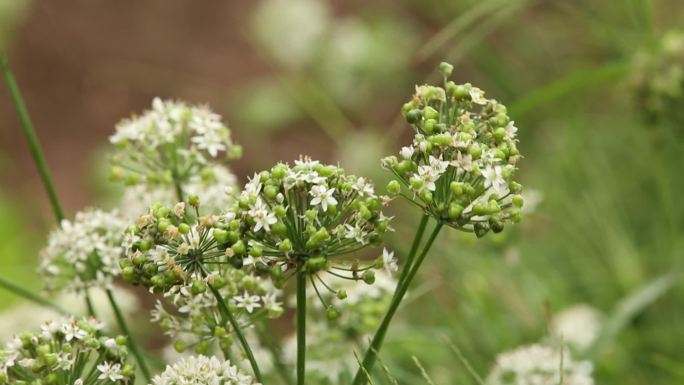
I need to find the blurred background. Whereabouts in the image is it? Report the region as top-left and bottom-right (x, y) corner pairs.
(1, 0), (684, 384)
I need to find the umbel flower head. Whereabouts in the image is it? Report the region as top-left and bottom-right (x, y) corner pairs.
(227, 158), (392, 288)
(0, 317), (134, 385)
(151, 355), (259, 385)
(109, 97), (241, 188)
(632, 29), (684, 125)
(382, 62), (523, 237)
(38, 209), (127, 292)
(120, 164), (238, 219)
(121, 200), (283, 350)
(486, 343), (594, 385)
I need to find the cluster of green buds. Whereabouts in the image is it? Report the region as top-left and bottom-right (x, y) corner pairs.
(38, 209), (127, 293)
(109, 98), (241, 189)
(0, 318), (134, 384)
(121, 200), (283, 352)
(382, 62), (523, 237)
(632, 29), (684, 125)
(226, 158), (392, 289)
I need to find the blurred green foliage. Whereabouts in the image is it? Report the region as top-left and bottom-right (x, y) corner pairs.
(2, 0), (684, 384)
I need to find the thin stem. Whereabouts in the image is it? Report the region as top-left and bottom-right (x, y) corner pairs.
(0, 276), (67, 314)
(296, 270), (307, 385)
(105, 288), (152, 383)
(208, 284), (263, 382)
(0, 50), (64, 223)
(352, 221), (444, 385)
(84, 289), (97, 317)
(396, 214), (430, 290)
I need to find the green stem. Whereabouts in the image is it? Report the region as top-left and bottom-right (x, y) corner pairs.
(84, 289), (97, 317)
(0, 276), (67, 314)
(352, 222), (444, 385)
(208, 284), (263, 382)
(0, 50), (64, 223)
(296, 271), (307, 385)
(395, 214), (430, 290)
(0, 50), (100, 329)
(106, 288), (152, 383)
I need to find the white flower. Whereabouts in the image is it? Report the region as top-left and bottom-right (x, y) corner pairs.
(451, 152), (474, 172)
(97, 362), (124, 381)
(310, 184), (338, 211)
(482, 165), (506, 194)
(486, 343), (594, 385)
(551, 305), (602, 351)
(234, 293), (262, 314)
(152, 355), (258, 385)
(400, 146), (414, 159)
(38, 210), (127, 292)
(382, 248), (398, 275)
(248, 198), (278, 232)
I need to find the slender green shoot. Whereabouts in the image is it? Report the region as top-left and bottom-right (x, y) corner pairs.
(0, 50), (65, 223)
(352, 221), (444, 385)
(106, 288), (152, 383)
(296, 270), (307, 385)
(209, 284), (263, 382)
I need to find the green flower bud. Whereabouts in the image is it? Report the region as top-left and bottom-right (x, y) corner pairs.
(326, 306), (340, 321)
(362, 270), (376, 285)
(188, 194), (200, 207)
(231, 240), (246, 255)
(439, 61), (454, 77)
(423, 106), (439, 120)
(178, 223), (190, 234)
(387, 180), (401, 196)
(337, 289), (347, 300)
(512, 195), (524, 207)
(174, 340), (187, 353)
(213, 228), (228, 244)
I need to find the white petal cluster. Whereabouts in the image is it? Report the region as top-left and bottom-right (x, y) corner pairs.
(38, 209), (127, 292)
(151, 355), (259, 385)
(110, 98), (240, 188)
(486, 343), (594, 385)
(551, 305), (602, 352)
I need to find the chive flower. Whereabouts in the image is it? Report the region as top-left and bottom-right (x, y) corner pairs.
(382, 62), (523, 237)
(109, 98), (241, 189)
(38, 209), (127, 292)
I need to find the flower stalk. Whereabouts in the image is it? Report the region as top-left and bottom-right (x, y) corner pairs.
(0, 50), (65, 223)
(352, 220), (443, 385)
(209, 284), (264, 383)
(296, 270), (307, 385)
(106, 288), (152, 382)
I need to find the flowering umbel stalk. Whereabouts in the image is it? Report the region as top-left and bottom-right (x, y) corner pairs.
(353, 62), (524, 385)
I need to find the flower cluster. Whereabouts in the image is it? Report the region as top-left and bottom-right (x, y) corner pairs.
(109, 98), (241, 189)
(121, 201), (283, 352)
(382, 62), (523, 237)
(151, 355), (259, 385)
(551, 305), (602, 352)
(0, 318), (134, 384)
(119, 164), (238, 219)
(228, 158), (391, 285)
(38, 209), (127, 292)
(486, 343), (594, 385)
(632, 29), (684, 125)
